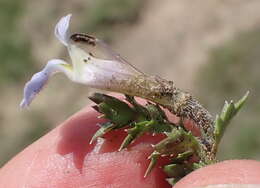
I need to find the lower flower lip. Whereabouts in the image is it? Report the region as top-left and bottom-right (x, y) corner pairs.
(20, 71), (49, 108)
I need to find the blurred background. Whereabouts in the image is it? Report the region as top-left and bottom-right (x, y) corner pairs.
(1, 0), (260, 167)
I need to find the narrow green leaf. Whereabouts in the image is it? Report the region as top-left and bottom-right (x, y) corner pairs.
(119, 121), (153, 150)
(172, 150), (193, 163)
(154, 128), (183, 155)
(163, 164), (186, 177)
(90, 122), (115, 144)
(220, 101), (235, 123)
(214, 115), (224, 142)
(119, 134), (135, 151)
(144, 151), (160, 177)
(191, 162), (206, 170)
(213, 91), (249, 150)
(148, 123), (173, 133)
(234, 90), (249, 112)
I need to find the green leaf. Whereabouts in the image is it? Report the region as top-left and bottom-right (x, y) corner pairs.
(89, 93), (135, 126)
(88, 92), (249, 185)
(125, 94), (149, 121)
(234, 91), (250, 112)
(171, 150), (193, 164)
(191, 162), (206, 170)
(90, 122), (115, 144)
(163, 164), (186, 177)
(154, 128), (199, 156)
(144, 151), (160, 177)
(148, 123), (173, 133)
(119, 120), (154, 150)
(146, 103), (168, 122)
(213, 91), (249, 150)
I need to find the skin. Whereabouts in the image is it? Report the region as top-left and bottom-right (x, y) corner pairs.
(1, 95), (260, 188)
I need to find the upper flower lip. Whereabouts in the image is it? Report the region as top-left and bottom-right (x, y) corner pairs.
(54, 14), (72, 46)
(69, 32), (145, 74)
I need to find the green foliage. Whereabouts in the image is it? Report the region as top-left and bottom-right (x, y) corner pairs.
(89, 93), (135, 126)
(0, 0), (35, 84)
(89, 91), (248, 185)
(213, 92), (249, 153)
(89, 93), (212, 185)
(197, 28), (260, 159)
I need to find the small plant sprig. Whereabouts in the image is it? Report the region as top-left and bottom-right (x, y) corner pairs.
(88, 92), (248, 185)
(20, 14), (249, 185)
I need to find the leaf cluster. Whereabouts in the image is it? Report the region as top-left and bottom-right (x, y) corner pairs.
(89, 92), (248, 185)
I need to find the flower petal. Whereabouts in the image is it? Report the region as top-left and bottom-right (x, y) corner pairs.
(20, 71), (49, 108)
(20, 59), (73, 108)
(54, 14), (72, 46)
(70, 33), (144, 74)
(67, 45), (143, 95)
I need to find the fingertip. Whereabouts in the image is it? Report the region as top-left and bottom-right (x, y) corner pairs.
(175, 160), (260, 188)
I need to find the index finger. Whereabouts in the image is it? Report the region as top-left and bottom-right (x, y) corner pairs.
(0, 98), (170, 188)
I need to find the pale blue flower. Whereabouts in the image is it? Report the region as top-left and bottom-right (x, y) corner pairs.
(20, 14), (142, 108)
